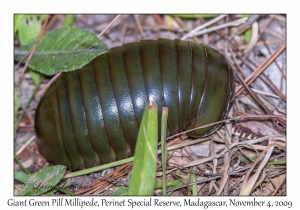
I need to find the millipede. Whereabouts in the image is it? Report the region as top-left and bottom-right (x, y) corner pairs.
(35, 38), (234, 171)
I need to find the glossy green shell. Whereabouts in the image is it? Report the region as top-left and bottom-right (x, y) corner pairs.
(35, 38), (234, 171)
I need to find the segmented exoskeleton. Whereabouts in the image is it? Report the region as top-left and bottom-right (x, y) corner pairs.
(35, 38), (234, 170)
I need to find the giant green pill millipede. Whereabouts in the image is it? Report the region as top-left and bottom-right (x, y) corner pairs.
(35, 38), (235, 171)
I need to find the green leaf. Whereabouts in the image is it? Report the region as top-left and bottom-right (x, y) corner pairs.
(155, 180), (182, 189)
(54, 185), (76, 196)
(267, 160), (286, 166)
(161, 107), (168, 196)
(128, 102), (158, 195)
(63, 14), (75, 26)
(14, 84), (21, 136)
(23, 14), (48, 21)
(17, 165), (66, 196)
(35, 14), (48, 22)
(14, 171), (30, 183)
(189, 167), (197, 195)
(111, 186), (128, 196)
(242, 14), (251, 18)
(242, 155), (258, 163)
(15, 14), (47, 35)
(242, 14), (252, 44)
(14, 15), (24, 34)
(29, 69), (44, 86)
(171, 14), (219, 19)
(242, 156), (250, 163)
(156, 180), (183, 196)
(14, 26), (109, 75)
(244, 28), (252, 44)
(18, 16), (42, 45)
(177, 173), (187, 180)
(14, 168), (76, 196)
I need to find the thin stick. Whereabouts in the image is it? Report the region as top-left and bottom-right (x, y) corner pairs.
(98, 14), (121, 38)
(37, 72), (62, 98)
(43, 14), (59, 32)
(134, 15), (146, 39)
(16, 135), (36, 155)
(239, 143), (275, 195)
(152, 14), (163, 25)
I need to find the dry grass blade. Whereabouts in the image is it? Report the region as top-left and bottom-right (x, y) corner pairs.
(244, 21), (259, 53)
(239, 142), (275, 195)
(192, 18), (247, 38)
(209, 140), (218, 194)
(181, 15), (227, 40)
(252, 168), (267, 191)
(215, 131), (230, 195)
(238, 39), (282, 50)
(251, 88), (279, 98)
(134, 15), (146, 39)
